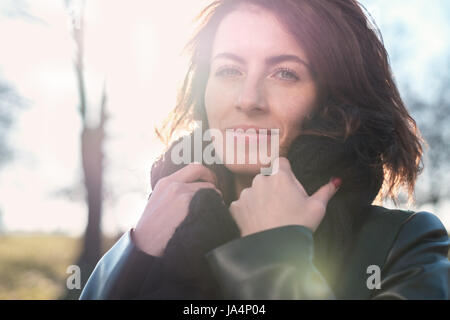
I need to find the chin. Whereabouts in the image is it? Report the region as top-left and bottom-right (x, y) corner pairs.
(223, 163), (267, 176)
(213, 136), (285, 175)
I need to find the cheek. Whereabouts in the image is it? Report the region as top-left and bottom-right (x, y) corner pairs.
(283, 103), (311, 130)
(270, 86), (317, 151)
(277, 110), (304, 156)
(204, 79), (238, 128)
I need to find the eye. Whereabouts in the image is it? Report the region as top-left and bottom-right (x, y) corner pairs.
(215, 66), (242, 78)
(273, 68), (300, 81)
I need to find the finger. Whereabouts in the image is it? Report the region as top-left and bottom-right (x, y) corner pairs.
(229, 200), (242, 219)
(291, 175), (308, 196)
(167, 163), (218, 186)
(274, 157), (307, 195)
(276, 157), (297, 180)
(277, 157), (292, 173)
(186, 182), (223, 197)
(310, 177), (342, 205)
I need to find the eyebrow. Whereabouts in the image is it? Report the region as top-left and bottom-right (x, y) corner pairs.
(212, 52), (311, 69)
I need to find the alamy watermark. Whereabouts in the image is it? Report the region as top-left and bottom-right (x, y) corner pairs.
(366, 265), (381, 290)
(66, 265), (81, 290)
(170, 121), (281, 175)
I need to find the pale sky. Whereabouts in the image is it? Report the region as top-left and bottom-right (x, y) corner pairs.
(0, 0), (449, 236)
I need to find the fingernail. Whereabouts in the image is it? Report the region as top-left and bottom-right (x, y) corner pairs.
(330, 177), (342, 190)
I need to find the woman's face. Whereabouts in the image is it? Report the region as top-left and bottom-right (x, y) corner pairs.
(204, 4), (318, 175)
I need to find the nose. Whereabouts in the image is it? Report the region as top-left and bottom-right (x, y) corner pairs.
(236, 76), (268, 115)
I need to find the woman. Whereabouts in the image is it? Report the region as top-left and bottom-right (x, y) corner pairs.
(80, 0), (450, 299)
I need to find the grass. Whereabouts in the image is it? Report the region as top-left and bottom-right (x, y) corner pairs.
(0, 233), (117, 300)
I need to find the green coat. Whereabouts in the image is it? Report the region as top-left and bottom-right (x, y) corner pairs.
(79, 205), (450, 300)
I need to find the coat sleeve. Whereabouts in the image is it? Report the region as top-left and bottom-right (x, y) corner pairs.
(371, 211), (450, 300)
(79, 228), (163, 300)
(205, 225), (336, 299)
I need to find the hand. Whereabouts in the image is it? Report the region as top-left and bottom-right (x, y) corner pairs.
(229, 157), (341, 237)
(133, 163), (222, 257)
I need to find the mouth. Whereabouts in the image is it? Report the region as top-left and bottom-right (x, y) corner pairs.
(225, 125), (280, 136)
(223, 125), (280, 145)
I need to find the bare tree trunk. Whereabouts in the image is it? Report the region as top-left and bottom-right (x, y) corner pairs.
(80, 126), (104, 265)
(62, 0), (107, 299)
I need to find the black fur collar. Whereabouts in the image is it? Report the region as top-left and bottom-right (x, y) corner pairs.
(143, 132), (383, 299)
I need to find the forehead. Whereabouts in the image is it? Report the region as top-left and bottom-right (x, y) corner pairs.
(211, 4), (309, 63)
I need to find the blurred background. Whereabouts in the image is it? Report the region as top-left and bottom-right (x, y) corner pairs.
(0, 0), (449, 299)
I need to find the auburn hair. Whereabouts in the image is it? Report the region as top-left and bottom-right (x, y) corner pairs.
(156, 0), (424, 205)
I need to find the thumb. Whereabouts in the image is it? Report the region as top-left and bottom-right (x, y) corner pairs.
(311, 177), (342, 205)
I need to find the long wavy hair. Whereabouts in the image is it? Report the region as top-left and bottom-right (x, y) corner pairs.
(156, 0), (423, 207)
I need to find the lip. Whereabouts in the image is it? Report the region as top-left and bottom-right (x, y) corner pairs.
(225, 125), (280, 135)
